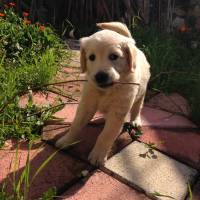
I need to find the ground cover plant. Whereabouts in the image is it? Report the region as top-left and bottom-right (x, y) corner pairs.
(0, 3), (70, 146)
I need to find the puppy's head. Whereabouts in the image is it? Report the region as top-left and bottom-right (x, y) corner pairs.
(80, 30), (136, 89)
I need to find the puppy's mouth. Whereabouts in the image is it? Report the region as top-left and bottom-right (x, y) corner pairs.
(98, 82), (114, 88)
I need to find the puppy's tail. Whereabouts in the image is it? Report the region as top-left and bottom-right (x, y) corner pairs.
(96, 22), (132, 38)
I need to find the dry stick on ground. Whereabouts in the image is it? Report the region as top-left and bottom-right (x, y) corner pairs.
(149, 71), (190, 83)
(149, 70), (195, 118)
(31, 103), (69, 119)
(46, 88), (78, 102)
(38, 80), (87, 88)
(0, 90), (26, 113)
(66, 58), (80, 64)
(0, 80), (82, 113)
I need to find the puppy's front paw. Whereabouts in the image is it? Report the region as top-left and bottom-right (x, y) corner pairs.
(131, 116), (142, 128)
(88, 144), (109, 166)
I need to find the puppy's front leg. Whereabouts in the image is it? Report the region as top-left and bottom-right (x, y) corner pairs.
(56, 87), (97, 149)
(130, 95), (145, 127)
(88, 112), (125, 165)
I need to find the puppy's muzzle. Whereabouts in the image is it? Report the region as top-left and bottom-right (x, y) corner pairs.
(95, 71), (113, 88)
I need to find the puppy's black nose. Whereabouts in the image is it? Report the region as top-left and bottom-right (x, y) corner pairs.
(95, 71), (109, 84)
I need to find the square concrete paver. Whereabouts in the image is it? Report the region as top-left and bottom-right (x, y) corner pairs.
(104, 141), (198, 200)
(61, 170), (151, 200)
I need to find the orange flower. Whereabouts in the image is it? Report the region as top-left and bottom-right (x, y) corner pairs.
(39, 25), (45, 31)
(22, 12), (29, 17)
(9, 2), (16, 7)
(179, 25), (188, 33)
(24, 19), (31, 25)
(0, 13), (5, 17)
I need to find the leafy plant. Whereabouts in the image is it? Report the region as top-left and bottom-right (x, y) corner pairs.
(123, 122), (143, 140)
(38, 187), (56, 200)
(0, 5), (63, 65)
(0, 4), (70, 146)
(187, 182), (193, 200)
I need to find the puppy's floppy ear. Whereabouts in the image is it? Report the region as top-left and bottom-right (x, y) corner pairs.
(80, 47), (86, 73)
(79, 37), (88, 73)
(123, 41), (137, 72)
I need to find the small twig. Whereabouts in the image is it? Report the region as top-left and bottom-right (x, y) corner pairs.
(37, 79), (140, 88)
(68, 58), (80, 63)
(165, 93), (186, 114)
(46, 88), (78, 102)
(0, 91), (26, 113)
(27, 101), (78, 118)
(29, 104), (66, 118)
(37, 79), (86, 88)
(145, 104), (187, 118)
(150, 71), (189, 83)
(115, 81), (140, 86)
(0, 79), (139, 113)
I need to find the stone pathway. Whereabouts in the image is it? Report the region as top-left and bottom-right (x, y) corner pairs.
(0, 49), (200, 200)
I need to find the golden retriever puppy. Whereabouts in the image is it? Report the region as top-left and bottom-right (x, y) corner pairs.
(56, 22), (151, 165)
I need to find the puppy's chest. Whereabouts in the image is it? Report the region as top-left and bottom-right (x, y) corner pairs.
(97, 95), (113, 114)
(97, 87), (134, 114)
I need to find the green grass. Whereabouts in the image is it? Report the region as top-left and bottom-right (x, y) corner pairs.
(131, 25), (200, 126)
(0, 5), (71, 146)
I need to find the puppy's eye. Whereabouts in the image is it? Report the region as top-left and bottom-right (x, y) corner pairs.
(89, 54), (96, 61)
(109, 53), (119, 61)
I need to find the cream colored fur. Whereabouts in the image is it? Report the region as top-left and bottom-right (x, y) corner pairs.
(56, 22), (151, 165)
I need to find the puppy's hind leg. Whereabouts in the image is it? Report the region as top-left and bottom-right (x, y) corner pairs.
(130, 95), (145, 127)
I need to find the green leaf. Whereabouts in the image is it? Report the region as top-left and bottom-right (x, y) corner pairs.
(151, 191), (175, 199)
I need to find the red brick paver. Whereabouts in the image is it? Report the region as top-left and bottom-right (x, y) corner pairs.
(140, 107), (200, 169)
(141, 106), (196, 128)
(0, 140), (89, 200)
(61, 170), (150, 200)
(146, 92), (191, 116)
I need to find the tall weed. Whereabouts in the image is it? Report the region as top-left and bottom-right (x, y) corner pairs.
(0, 141), (58, 200)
